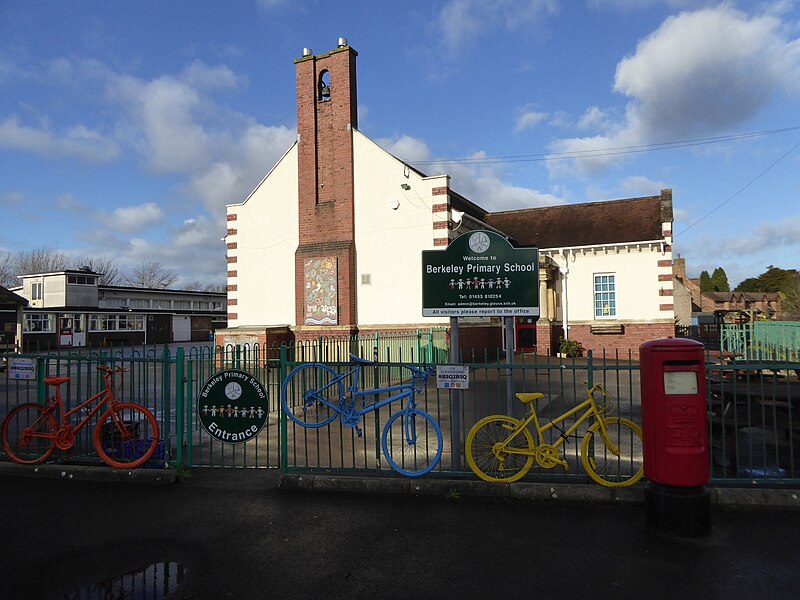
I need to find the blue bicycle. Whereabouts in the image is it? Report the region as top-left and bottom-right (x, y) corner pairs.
(280, 354), (443, 477)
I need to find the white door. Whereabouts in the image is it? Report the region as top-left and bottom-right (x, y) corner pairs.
(172, 315), (191, 342)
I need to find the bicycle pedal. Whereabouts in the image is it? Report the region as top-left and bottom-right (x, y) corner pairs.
(355, 426), (363, 438)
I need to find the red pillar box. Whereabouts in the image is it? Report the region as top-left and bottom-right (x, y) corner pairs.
(640, 338), (710, 536)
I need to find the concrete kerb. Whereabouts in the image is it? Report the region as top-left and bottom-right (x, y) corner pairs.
(2, 461), (799, 510)
(0, 461), (176, 485)
(278, 472), (800, 510)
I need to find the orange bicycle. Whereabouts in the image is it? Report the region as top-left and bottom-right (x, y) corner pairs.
(1, 365), (160, 469)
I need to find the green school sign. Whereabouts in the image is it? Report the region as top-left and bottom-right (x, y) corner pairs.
(197, 370), (268, 444)
(422, 231), (539, 317)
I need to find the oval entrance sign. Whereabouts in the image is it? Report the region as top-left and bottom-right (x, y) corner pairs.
(197, 370), (268, 444)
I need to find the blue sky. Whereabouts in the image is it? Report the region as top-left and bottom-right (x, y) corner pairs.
(1, 0), (799, 289)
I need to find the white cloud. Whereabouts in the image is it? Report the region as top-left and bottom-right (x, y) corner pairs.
(181, 60), (242, 90)
(589, 0), (718, 11)
(548, 5), (800, 177)
(109, 74), (212, 173)
(577, 106), (614, 132)
(186, 122), (296, 215)
(96, 202), (164, 233)
(375, 135), (432, 164)
(619, 175), (667, 197)
(375, 134), (564, 211)
(438, 0), (558, 53)
(54, 193), (83, 211)
(515, 110), (547, 133)
(0, 115), (120, 162)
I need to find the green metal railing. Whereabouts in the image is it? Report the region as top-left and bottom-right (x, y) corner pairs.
(722, 321), (800, 362)
(2, 342), (798, 486)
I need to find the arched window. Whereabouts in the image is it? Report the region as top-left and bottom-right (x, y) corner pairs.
(319, 70), (331, 102)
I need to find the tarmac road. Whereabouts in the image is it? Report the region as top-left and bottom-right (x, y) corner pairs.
(1, 468), (799, 600)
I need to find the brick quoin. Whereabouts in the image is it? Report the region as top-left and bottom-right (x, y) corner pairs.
(227, 214), (237, 222)
(658, 274), (672, 281)
(227, 284), (237, 292)
(431, 203), (449, 212)
(227, 256), (237, 264)
(228, 312), (238, 320)
(226, 228), (237, 236)
(657, 259), (672, 267)
(295, 44), (359, 327)
(659, 288), (673, 296)
(226, 242), (237, 250)
(432, 187), (448, 196)
(227, 270), (237, 278)
(227, 299), (238, 306)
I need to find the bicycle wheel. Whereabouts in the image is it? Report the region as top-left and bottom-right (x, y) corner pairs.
(465, 415), (535, 483)
(381, 408), (442, 477)
(280, 363), (342, 428)
(1, 403), (57, 464)
(581, 417), (644, 487)
(94, 403), (160, 469)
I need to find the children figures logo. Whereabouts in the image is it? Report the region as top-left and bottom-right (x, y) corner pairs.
(197, 370), (268, 444)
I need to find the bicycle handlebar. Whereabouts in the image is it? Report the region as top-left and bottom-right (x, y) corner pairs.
(96, 365), (128, 373)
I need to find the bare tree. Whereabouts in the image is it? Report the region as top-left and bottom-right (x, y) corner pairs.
(76, 257), (121, 286)
(124, 261), (178, 289)
(182, 280), (202, 291)
(0, 251), (15, 288)
(14, 247), (70, 276)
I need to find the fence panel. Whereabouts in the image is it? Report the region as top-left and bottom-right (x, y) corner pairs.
(2, 342), (798, 486)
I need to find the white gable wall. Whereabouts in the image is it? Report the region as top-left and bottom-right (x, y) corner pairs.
(353, 132), (448, 326)
(228, 144), (299, 327)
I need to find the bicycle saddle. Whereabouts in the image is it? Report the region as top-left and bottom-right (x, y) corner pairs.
(349, 353), (374, 365)
(44, 376), (71, 386)
(515, 392), (545, 403)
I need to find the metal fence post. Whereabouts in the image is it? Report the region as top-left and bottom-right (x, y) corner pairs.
(35, 356), (46, 403)
(586, 349), (594, 387)
(279, 343), (288, 474)
(175, 346), (185, 467)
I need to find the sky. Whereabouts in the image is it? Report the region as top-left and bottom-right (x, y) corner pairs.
(1, 0), (799, 290)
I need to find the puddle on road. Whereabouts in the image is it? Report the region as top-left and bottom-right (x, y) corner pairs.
(60, 561), (186, 599)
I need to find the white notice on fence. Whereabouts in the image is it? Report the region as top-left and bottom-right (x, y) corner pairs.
(9, 357), (35, 380)
(436, 365), (469, 390)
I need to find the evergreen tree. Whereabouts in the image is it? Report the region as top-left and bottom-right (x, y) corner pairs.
(710, 267), (730, 292)
(699, 270), (712, 292)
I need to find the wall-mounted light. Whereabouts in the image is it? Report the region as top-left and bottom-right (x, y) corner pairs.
(451, 210), (464, 224)
(400, 183), (411, 190)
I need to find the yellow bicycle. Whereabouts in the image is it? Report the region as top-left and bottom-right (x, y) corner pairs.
(465, 383), (644, 487)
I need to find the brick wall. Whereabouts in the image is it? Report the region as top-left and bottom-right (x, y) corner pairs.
(568, 322), (675, 359)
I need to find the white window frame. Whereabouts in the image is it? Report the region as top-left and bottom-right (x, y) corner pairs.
(24, 313), (54, 332)
(31, 282), (43, 301)
(594, 273), (617, 319)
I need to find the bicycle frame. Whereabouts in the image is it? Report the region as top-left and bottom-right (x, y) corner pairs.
(310, 361), (421, 421)
(503, 387), (608, 456)
(52, 387), (114, 434)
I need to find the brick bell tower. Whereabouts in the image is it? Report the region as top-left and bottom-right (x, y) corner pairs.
(294, 39), (359, 335)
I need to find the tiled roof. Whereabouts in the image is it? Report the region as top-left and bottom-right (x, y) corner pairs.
(483, 192), (670, 249)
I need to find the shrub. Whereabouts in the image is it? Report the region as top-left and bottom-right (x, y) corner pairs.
(558, 337), (584, 358)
